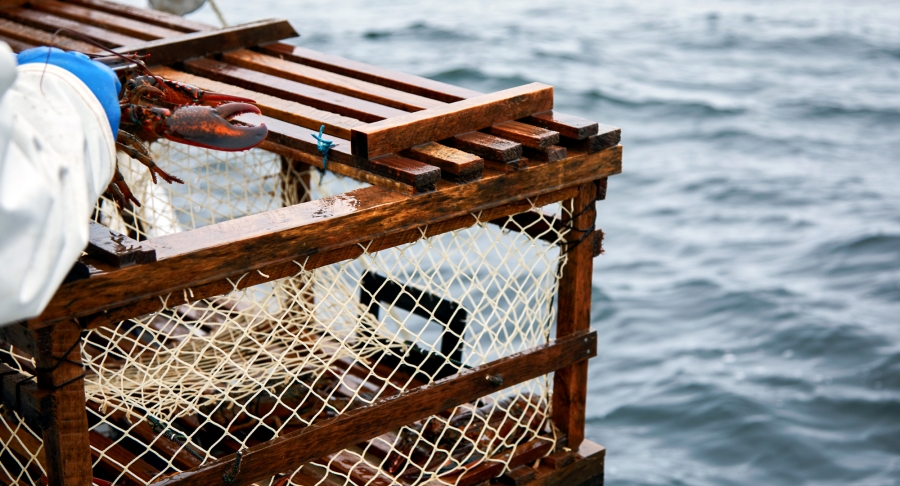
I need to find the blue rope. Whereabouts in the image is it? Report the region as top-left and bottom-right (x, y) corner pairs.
(311, 125), (334, 170)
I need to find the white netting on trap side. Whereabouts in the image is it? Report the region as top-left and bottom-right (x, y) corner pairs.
(0, 141), (573, 486)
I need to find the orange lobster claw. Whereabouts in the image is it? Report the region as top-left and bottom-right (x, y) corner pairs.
(162, 103), (267, 151)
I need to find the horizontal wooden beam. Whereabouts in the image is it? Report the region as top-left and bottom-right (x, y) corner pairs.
(63, 0), (215, 33)
(0, 6), (142, 47)
(152, 330), (597, 486)
(400, 142), (483, 183)
(0, 17), (102, 53)
(523, 111), (599, 141)
(114, 19), (298, 67)
(350, 83), (553, 159)
(0, 364), (48, 431)
(31, 0), (182, 41)
(86, 221), (157, 267)
(33, 145), (620, 328)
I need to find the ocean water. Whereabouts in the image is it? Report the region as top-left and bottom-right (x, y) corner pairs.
(137, 0), (900, 484)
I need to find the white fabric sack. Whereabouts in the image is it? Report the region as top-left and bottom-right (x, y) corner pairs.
(0, 42), (116, 325)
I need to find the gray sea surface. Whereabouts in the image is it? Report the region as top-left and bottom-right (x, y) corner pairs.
(133, 0), (900, 484)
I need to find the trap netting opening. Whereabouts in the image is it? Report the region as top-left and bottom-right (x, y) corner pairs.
(0, 142), (575, 486)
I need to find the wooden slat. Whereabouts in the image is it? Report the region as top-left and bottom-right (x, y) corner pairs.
(552, 183), (597, 450)
(243, 114), (440, 193)
(89, 430), (160, 483)
(154, 67), (365, 140)
(79, 184), (578, 330)
(63, 0), (215, 33)
(87, 221), (157, 268)
(523, 145), (567, 163)
(488, 210), (565, 244)
(443, 131), (522, 163)
(0, 31), (30, 51)
(529, 440), (604, 486)
(31, 1), (182, 40)
(34, 320), (93, 486)
(114, 19), (298, 67)
(522, 111), (599, 140)
(147, 330), (596, 486)
(183, 57), (405, 123)
(487, 121), (559, 150)
(258, 43), (482, 104)
(0, 7), (142, 47)
(33, 145), (620, 327)
(0, 17), (101, 53)
(400, 142), (483, 182)
(448, 439), (554, 486)
(0, 364), (47, 432)
(350, 83), (553, 159)
(223, 49), (443, 112)
(559, 123), (621, 154)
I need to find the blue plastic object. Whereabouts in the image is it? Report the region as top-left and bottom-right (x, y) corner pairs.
(311, 124), (335, 170)
(17, 47), (121, 138)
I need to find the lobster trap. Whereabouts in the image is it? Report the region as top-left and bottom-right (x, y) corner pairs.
(0, 1), (622, 485)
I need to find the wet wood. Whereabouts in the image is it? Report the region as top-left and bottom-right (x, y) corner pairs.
(0, 31), (30, 51)
(559, 124), (621, 154)
(0, 7), (143, 47)
(63, 0), (215, 33)
(541, 450), (574, 470)
(350, 83), (553, 159)
(154, 67), (365, 140)
(0, 419), (45, 473)
(487, 121), (559, 150)
(552, 182), (597, 450)
(34, 320), (93, 486)
(259, 43), (482, 103)
(523, 145), (567, 163)
(0, 18), (102, 53)
(223, 49), (443, 112)
(183, 57), (405, 123)
(147, 331), (595, 486)
(35, 146), (620, 328)
(87, 221), (157, 268)
(400, 142), (483, 183)
(78, 185), (578, 330)
(243, 113), (439, 193)
(443, 131), (522, 162)
(483, 157), (525, 173)
(89, 430), (161, 483)
(114, 19), (298, 67)
(0, 322), (35, 356)
(529, 440), (604, 486)
(522, 111), (599, 141)
(0, 363), (47, 431)
(499, 465), (537, 485)
(30, 0), (182, 41)
(450, 439), (554, 486)
(488, 210), (565, 245)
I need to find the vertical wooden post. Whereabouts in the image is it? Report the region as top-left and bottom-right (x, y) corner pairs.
(34, 320), (92, 486)
(553, 181), (598, 450)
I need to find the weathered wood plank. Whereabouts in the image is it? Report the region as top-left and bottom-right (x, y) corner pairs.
(34, 146), (620, 327)
(114, 19), (298, 67)
(443, 131), (522, 162)
(183, 57), (405, 123)
(350, 83), (553, 159)
(0, 7), (142, 47)
(63, 0), (215, 33)
(154, 67), (365, 140)
(242, 113), (439, 192)
(31, 0), (182, 40)
(488, 210), (567, 244)
(149, 331), (596, 486)
(0, 322), (36, 356)
(0, 18), (101, 53)
(79, 185), (577, 330)
(552, 182), (597, 450)
(529, 440), (604, 486)
(0, 31), (30, 51)
(87, 221), (157, 268)
(0, 364), (47, 432)
(223, 49), (443, 112)
(558, 124), (621, 154)
(258, 43), (482, 103)
(89, 430), (161, 483)
(523, 145), (567, 163)
(400, 142), (483, 182)
(522, 111), (599, 141)
(487, 121), (559, 150)
(34, 320), (93, 486)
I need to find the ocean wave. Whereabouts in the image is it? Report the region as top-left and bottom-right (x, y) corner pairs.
(363, 21), (473, 42)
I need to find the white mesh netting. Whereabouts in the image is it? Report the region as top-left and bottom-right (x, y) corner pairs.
(0, 141), (572, 485)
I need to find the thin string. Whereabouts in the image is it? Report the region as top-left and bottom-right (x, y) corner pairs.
(310, 125), (335, 170)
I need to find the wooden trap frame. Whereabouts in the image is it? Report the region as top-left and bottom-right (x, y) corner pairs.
(0, 1), (622, 485)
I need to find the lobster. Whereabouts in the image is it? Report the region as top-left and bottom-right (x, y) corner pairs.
(105, 61), (268, 208)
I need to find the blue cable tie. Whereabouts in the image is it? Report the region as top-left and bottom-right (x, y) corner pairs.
(311, 125), (335, 170)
